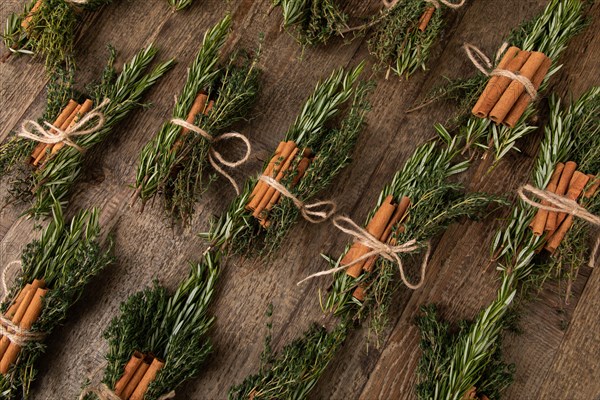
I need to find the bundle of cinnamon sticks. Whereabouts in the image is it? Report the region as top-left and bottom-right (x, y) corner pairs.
(418, 6), (436, 32)
(245, 140), (314, 227)
(529, 161), (599, 253)
(342, 195), (411, 301)
(463, 386), (489, 400)
(29, 98), (94, 166)
(172, 91), (214, 151)
(0, 279), (47, 374)
(472, 46), (551, 128)
(113, 351), (165, 400)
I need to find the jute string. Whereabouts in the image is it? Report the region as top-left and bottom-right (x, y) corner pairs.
(0, 261), (46, 347)
(383, 0), (465, 10)
(518, 184), (600, 268)
(171, 118), (251, 195)
(297, 216), (431, 289)
(18, 98), (110, 153)
(463, 43), (538, 100)
(258, 176), (337, 224)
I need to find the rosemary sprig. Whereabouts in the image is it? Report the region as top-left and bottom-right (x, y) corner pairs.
(0, 45), (174, 218)
(92, 251), (220, 400)
(228, 321), (349, 400)
(2, 0), (113, 71)
(0, 201), (113, 399)
(134, 16), (262, 221)
(423, 0), (586, 161)
(202, 63), (370, 256)
(167, 0), (194, 11)
(416, 87), (599, 400)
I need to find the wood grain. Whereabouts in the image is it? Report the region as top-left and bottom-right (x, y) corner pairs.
(0, 0), (598, 399)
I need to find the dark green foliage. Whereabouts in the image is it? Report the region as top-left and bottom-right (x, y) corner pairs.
(0, 202), (112, 398)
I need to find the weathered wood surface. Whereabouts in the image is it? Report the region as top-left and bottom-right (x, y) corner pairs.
(0, 0), (598, 399)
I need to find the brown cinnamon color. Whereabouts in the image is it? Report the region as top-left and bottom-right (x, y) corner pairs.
(114, 351), (144, 396)
(418, 6), (436, 31)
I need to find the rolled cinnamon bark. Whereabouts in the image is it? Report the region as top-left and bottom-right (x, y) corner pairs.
(31, 99), (78, 162)
(0, 287), (48, 374)
(344, 195), (397, 278)
(545, 215), (573, 254)
(554, 171), (590, 228)
(418, 6), (436, 32)
(489, 51), (549, 124)
(121, 355), (152, 400)
(584, 175), (599, 198)
(5, 284), (31, 318)
(172, 92), (209, 153)
(114, 351), (144, 396)
(542, 163), (566, 231)
(546, 161), (577, 229)
(291, 148), (314, 187)
(258, 147), (301, 216)
(21, 0), (43, 30)
(530, 162), (564, 234)
(129, 357), (165, 400)
(49, 99), (94, 157)
(246, 141), (297, 211)
(503, 55), (551, 127)
(0, 279), (45, 361)
(248, 141), (286, 201)
(33, 102), (82, 166)
(471, 47), (524, 118)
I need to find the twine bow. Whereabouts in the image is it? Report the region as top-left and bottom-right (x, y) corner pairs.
(463, 43), (538, 100)
(297, 216), (431, 289)
(18, 98), (110, 153)
(259, 176), (337, 224)
(383, 0), (464, 10)
(518, 184), (600, 268)
(0, 261), (46, 347)
(171, 119), (251, 195)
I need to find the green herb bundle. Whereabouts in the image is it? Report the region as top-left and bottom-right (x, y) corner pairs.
(134, 16), (261, 222)
(2, 0), (113, 70)
(203, 63), (371, 256)
(0, 202), (113, 399)
(323, 131), (504, 338)
(228, 322), (349, 400)
(85, 251), (220, 400)
(0, 45), (174, 218)
(425, 0), (586, 161)
(415, 86), (599, 400)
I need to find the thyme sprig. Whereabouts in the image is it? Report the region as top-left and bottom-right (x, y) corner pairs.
(2, 0), (113, 71)
(422, 0), (586, 161)
(134, 16), (262, 222)
(416, 87), (599, 400)
(0, 45), (174, 218)
(89, 251), (221, 400)
(0, 201), (113, 399)
(202, 63), (370, 256)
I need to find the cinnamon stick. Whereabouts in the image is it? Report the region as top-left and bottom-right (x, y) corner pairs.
(545, 215), (573, 254)
(172, 92), (208, 153)
(418, 6), (436, 32)
(255, 147), (300, 220)
(246, 141), (297, 211)
(584, 175), (599, 198)
(0, 279), (45, 361)
(503, 55), (551, 127)
(547, 161), (577, 229)
(489, 51), (549, 124)
(114, 351), (144, 396)
(21, 0), (42, 30)
(291, 148), (314, 187)
(471, 47), (524, 118)
(129, 357), (165, 400)
(344, 196), (397, 278)
(31, 99), (78, 161)
(33, 103), (81, 166)
(530, 162), (564, 235)
(120, 355), (152, 400)
(554, 171), (590, 228)
(542, 162), (566, 232)
(248, 141), (286, 201)
(49, 99), (94, 157)
(0, 286), (48, 374)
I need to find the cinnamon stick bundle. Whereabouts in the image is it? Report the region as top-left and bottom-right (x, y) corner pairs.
(114, 351), (165, 400)
(546, 161), (577, 230)
(418, 6), (436, 32)
(529, 162), (563, 235)
(30, 99), (78, 164)
(49, 98), (94, 157)
(21, 0), (43, 30)
(0, 279), (47, 374)
(172, 91), (210, 152)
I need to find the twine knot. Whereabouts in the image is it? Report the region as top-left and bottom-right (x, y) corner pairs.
(297, 216), (431, 289)
(18, 98), (110, 153)
(463, 43), (538, 100)
(259, 176), (336, 224)
(171, 118), (251, 195)
(383, 0), (464, 10)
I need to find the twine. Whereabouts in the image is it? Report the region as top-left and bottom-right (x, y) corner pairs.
(297, 215), (431, 289)
(171, 118), (251, 195)
(383, 0), (464, 10)
(258, 176), (337, 224)
(463, 43), (538, 100)
(518, 184), (600, 268)
(18, 98), (110, 153)
(0, 260), (46, 346)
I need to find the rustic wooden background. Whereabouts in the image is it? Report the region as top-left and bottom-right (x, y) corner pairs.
(0, 0), (599, 398)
